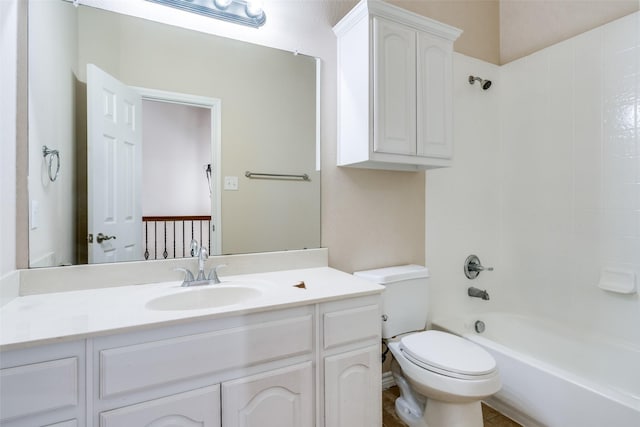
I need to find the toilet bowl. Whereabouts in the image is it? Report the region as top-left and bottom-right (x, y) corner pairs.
(388, 330), (500, 427)
(353, 265), (501, 427)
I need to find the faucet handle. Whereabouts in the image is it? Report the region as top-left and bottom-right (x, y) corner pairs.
(208, 264), (227, 284)
(464, 255), (494, 279)
(174, 267), (195, 286)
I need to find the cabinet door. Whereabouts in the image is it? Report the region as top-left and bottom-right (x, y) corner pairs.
(417, 31), (453, 159)
(372, 16), (417, 156)
(99, 385), (220, 427)
(325, 345), (381, 427)
(222, 362), (313, 427)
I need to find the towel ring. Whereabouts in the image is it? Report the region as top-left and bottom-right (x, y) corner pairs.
(42, 145), (60, 182)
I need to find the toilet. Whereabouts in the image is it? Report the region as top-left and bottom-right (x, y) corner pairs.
(354, 265), (501, 427)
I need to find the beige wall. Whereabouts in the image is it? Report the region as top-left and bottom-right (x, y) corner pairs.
(500, 0), (639, 64)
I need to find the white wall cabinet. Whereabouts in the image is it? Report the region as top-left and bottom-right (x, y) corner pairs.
(334, 0), (461, 171)
(1, 296), (381, 427)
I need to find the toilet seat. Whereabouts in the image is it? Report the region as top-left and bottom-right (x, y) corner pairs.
(400, 330), (497, 380)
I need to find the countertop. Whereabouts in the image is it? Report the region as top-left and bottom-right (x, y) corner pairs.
(0, 267), (383, 351)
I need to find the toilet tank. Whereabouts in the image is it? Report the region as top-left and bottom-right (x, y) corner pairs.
(354, 265), (430, 339)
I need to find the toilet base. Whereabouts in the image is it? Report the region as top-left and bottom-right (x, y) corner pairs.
(394, 393), (484, 427)
(392, 360), (484, 427)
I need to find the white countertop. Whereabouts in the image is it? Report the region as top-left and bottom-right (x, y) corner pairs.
(0, 267), (383, 351)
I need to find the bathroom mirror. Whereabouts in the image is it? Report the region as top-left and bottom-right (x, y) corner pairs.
(27, 0), (320, 268)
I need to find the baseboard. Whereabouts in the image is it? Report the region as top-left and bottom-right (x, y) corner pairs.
(382, 371), (396, 390)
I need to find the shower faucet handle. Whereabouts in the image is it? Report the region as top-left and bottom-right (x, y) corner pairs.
(464, 254), (493, 279)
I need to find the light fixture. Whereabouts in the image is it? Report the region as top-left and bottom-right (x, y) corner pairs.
(146, 0), (266, 28)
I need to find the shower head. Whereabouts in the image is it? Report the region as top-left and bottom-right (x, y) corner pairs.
(468, 75), (492, 90)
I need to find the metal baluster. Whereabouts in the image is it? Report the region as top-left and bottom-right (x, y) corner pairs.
(154, 222), (158, 260)
(162, 222), (168, 259)
(144, 221), (149, 260)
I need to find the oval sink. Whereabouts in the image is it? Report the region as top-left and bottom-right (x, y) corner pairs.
(147, 286), (262, 311)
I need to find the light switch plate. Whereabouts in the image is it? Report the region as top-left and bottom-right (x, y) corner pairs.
(224, 176), (239, 191)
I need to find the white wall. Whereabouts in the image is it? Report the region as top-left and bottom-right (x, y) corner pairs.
(0, 0), (18, 277)
(500, 12), (640, 344)
(142, 100), (211, 217)
(28, 0), (78, 267)
(426, 53), (501, 322)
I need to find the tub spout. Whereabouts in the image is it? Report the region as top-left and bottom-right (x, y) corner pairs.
(468, 286), (490, 300)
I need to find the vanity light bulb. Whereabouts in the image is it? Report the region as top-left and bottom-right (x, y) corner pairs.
(245, 0), (264, 18)
(214, 0), (233, 9)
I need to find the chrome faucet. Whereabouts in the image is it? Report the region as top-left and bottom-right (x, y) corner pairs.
(468, 286), (490, 300)
(176, 240), (225, 287)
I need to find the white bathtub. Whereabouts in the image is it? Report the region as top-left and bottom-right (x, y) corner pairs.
(432, 312), (640, 427)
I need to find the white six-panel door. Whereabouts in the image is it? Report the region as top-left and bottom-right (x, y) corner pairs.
(86, 64), (142, 264)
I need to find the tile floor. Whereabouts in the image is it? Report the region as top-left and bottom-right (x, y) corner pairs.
(382, 386), (522, 427)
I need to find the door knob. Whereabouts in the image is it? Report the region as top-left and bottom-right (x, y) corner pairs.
(96, 233), (117, 244)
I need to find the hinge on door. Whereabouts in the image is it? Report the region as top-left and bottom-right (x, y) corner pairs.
(87, 233), (93, 243)
(212, 224), (215, 232)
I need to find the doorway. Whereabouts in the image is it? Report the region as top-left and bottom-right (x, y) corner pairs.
(136, 88), (222, 258)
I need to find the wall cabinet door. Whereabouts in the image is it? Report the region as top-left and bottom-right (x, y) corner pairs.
(372, 16), (417, 157)
(99, 385), (220, 427)
(222, 362), (313, 427)
(417, 31), (454, 159)
(324, 344), (381, 427)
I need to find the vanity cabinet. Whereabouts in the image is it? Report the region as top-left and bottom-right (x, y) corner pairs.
(0, 341), (85, 427)
(1, 294), (381, 427)
(334, 0), (461, 171)
(321, 296), (382, 426)
(92, 305), (314, 427)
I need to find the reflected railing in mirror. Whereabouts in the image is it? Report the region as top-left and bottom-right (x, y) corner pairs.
(142, 216), (212, 260)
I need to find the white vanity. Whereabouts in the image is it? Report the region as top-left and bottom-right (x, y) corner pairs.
(0, 250), (383, 427)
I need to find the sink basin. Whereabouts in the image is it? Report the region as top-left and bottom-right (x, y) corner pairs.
(146, 286), (262, 311)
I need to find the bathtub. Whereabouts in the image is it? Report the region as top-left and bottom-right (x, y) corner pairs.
(432, 312), (640, 427)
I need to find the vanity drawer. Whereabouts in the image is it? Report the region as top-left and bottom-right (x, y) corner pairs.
(99, 314), (313, 398)
(0, 357), (79, 422)
(323, 299), (381, 350)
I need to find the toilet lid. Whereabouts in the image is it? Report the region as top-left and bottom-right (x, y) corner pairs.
(400, 330), (496, 378)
